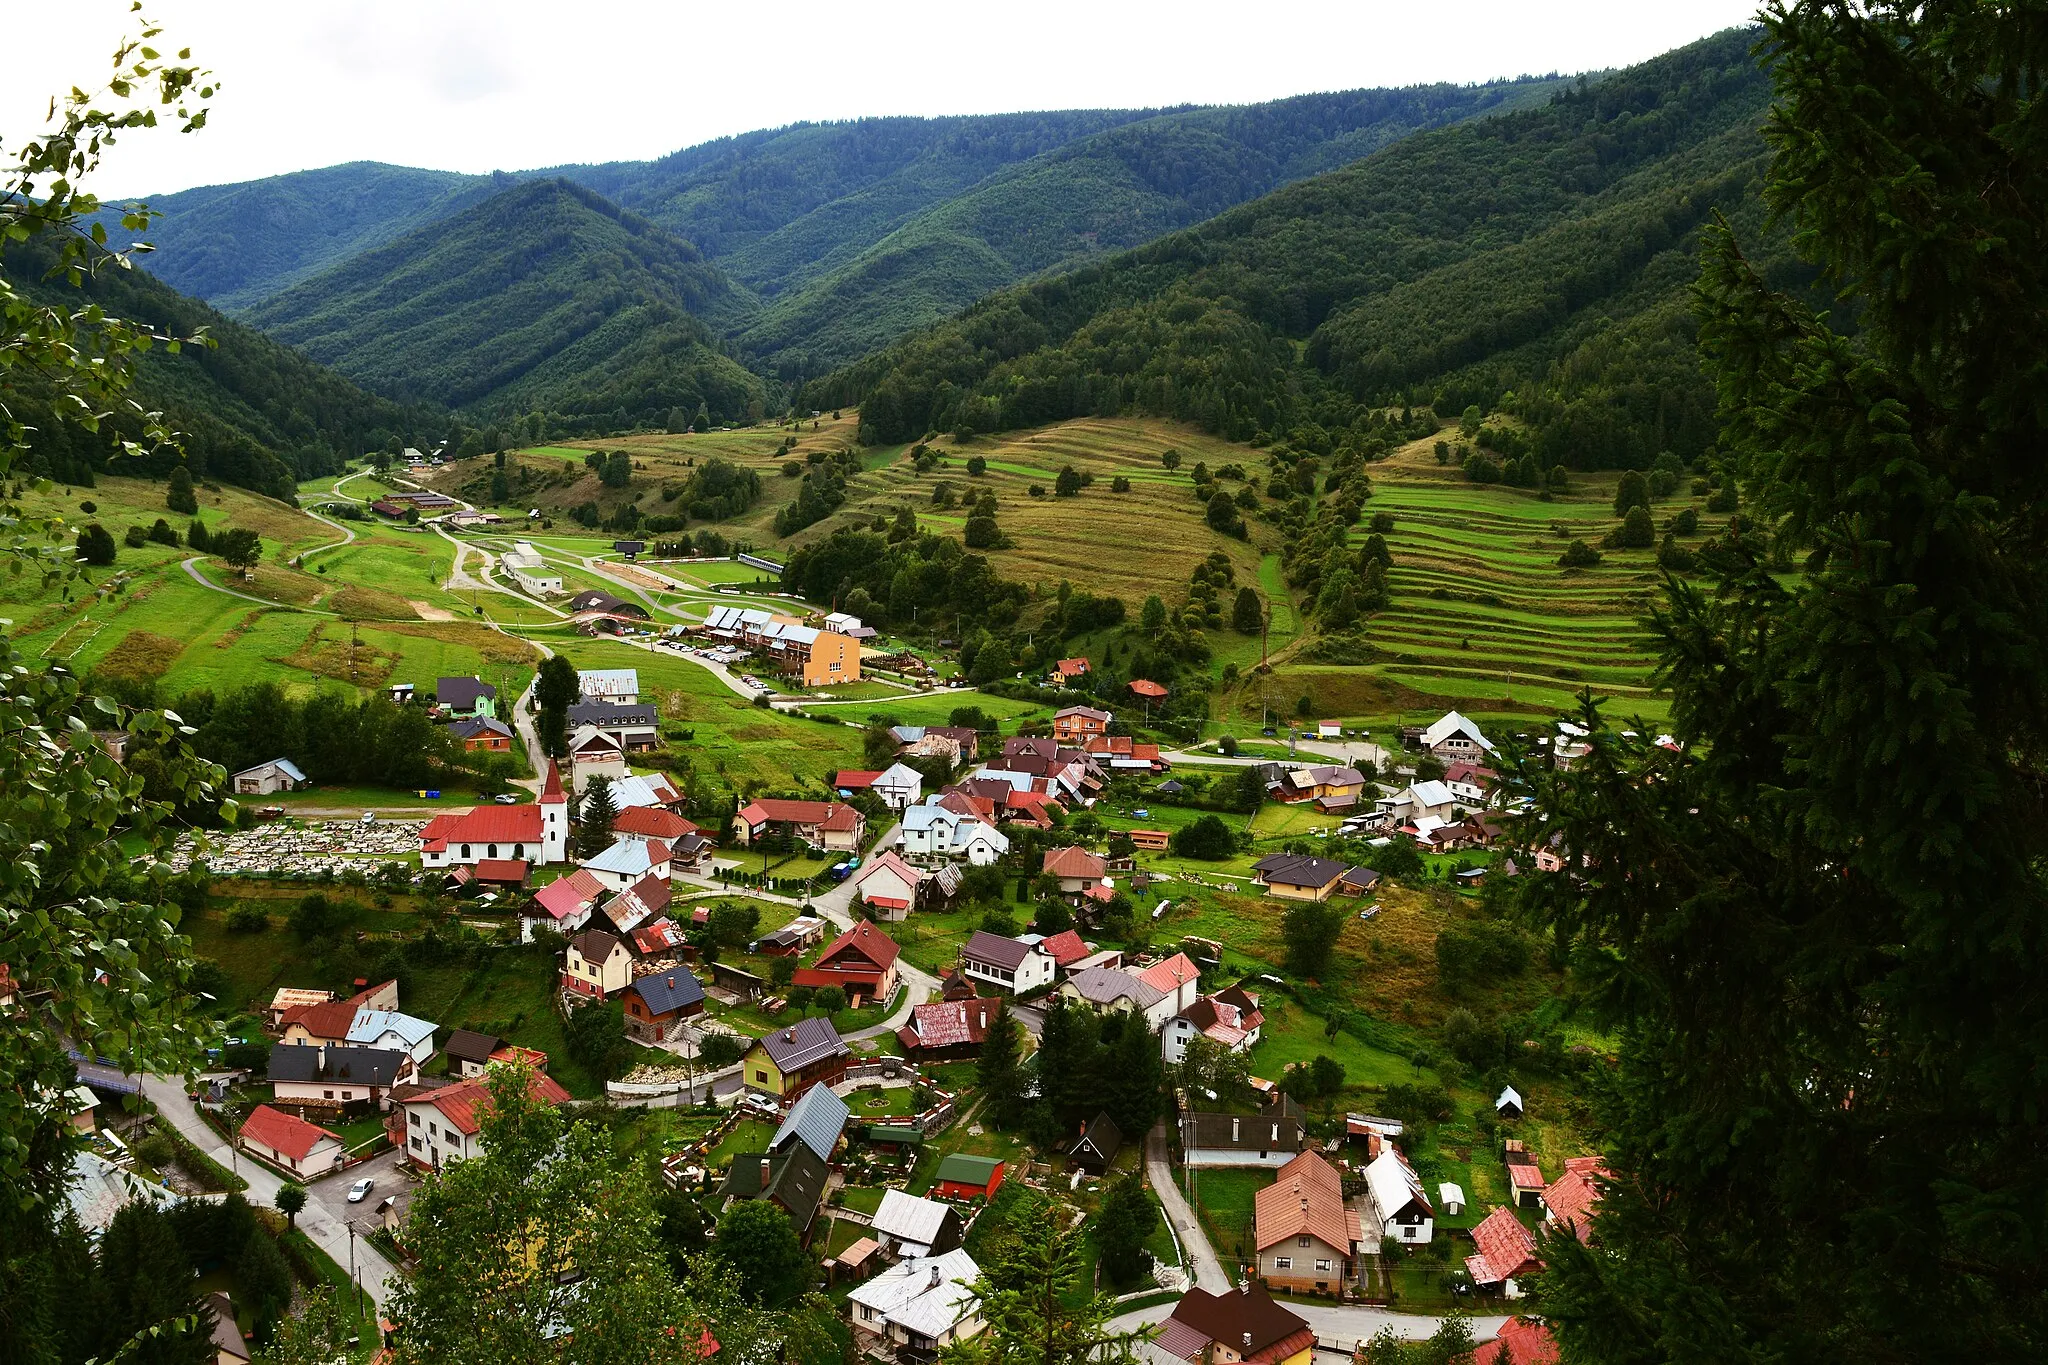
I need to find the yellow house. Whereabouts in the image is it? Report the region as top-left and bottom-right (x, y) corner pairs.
(742, 1016), (851, 1100)
(1249, 853), (1348, 902)
(804, 629), (862, 686)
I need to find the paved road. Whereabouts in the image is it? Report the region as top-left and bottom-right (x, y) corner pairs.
(141, 1075), (400, 1313)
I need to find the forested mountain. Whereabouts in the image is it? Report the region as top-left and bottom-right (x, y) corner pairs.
(245, 179), (765, 424)
(105, 82), (1568, 397)
(0, 237), (429, 499)
(89, 162), (501, 313)
(729, 79), (1567, 377)
(810, 29), (1783, 472)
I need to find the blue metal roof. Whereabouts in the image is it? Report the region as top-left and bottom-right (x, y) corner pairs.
(770, 1081), (850, 1162)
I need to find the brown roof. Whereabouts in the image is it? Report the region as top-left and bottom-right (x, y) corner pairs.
(899, 996), (1004, 1050)
(1255, 1150), (1354, 1252)
(1162, 1285), (1313, 1364)
(613, 806), (699, 840)
(813, 920), (901, 973)
(568, 929), (623, 964)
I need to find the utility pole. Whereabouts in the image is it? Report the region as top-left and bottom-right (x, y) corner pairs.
(346, 1217), (363, 1322)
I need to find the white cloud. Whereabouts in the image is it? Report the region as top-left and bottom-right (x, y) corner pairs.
(5, 0), (1763, 197)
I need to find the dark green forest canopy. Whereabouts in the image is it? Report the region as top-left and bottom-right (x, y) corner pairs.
(244, 178), (765, 424)
(0, 235), (428, 499)
(808, 27), (1782, 471)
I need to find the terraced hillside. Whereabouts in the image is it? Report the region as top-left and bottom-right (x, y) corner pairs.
(6, 476), (539, 700)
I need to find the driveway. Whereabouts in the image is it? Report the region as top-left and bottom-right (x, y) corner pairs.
(1146, 1123), (1233, 1293)
(140, 1075), (400, 1313)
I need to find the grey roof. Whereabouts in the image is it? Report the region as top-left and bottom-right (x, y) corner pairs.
(1251, 852), (1350, 888)
(756, 1016), (849, 1073)
(771, 1083), (850, 1163)
(435, 676), (496, 708)
(962, 930), (1037, 971)
(567, 700), (658, 728)
(1179, 1100), (1305, 1153)
(267, 1043), (406, 1087)
(719, 1143), (829, 1233)
(444, 1030), (500, 1065)
(627, 967), (705, 1018)
(1064, 967), (1165, 1010)
(450, 715), (514, 740)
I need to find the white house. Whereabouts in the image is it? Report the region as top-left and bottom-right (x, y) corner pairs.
(345, 1009), (438, 1067)
(850, 851), (925, 922)
(901, 804), (1010, 865)
(1421, 710), (1493, 762)
(1363, 1148), (1435, 1245)
(499, 542), (562, 595)
(1377, 780), (1459, 826)
(959, 931), (1058, 995)
(231, 758), (308, 796)
(578, 668), (640, 705)
(873, 762), (924, 811)
(582, 836), (674, 892)
(847, 1250), (985, 1356)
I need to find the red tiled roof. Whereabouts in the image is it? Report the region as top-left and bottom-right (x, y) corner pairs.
(832, 770), (882, 788)
(1137, 952), (1200, 995)
(282, 980), (393, 1042)
(1255, 1150), (1353, 1253)
(1055, 657), (1089, 677)
(241, 1104), (341, 1161)
(1042, 846), (1107, 880)
(1466, 1206), (1541, 1286)
(1037, 929), (1090, 966)
(488, 1044), (549, 1070)
(419, 804), (544, 846)
(533, 869), (606, 921)
(1128, 678), (1167, 698)
(900, 996), (1003, 1050)
(474, 859), (528, 883)
(1490, 1318), (1559, 1365)
(613, 806), (699, 840)
(540, 758), (566, 803)
(737, 798), (859, 832)
(1508, 1161), (1547, 1190)
(1543, 1160), (1607, 1241)
(411, 1069), (571, 1136)
(814, 920), (901, 973)
(820, 804), (861, 832)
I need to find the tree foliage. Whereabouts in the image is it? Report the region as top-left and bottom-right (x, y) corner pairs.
(1516, 8), (2048, 1362)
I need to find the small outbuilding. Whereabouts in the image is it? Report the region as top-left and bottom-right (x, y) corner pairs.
(1496, 1085), (1525, 1121)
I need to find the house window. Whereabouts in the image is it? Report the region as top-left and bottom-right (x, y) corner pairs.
(462, 845), (472, 858)
(1298, 1236), (1311, 1248)
(1402, 1226), (1417, 1240)
(342, 1091), (354, 1101)
(1316, 1259), (1333, 1273)
(410, 1113), (421, 1126)
(410, 1136), (422, 1150)
(324, 1090), (335, 1100)
(1275, 1257), (1292, 1270)
(488, 844), (499, 858)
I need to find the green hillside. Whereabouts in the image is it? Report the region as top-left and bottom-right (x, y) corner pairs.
(244, 178), (764, 422)
(87, 161), (501, 313)
(811, 28), (1778, 474)
(725, 80), (1567, 376)
(0, 237), (430, 500)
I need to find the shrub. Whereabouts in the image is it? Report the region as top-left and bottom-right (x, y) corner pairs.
(1614, 505), (1655, 548)
(226, 905), (269, 933)
(123, 524), (149, 548)
(1558, 539), (1603, 569)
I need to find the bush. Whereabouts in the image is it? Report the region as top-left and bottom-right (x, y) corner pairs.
(226, 905), (269, 933)
(1169, 814), (1236, 860)
(75, 523), (117, 566)
(123, 524), (149, 548)
(1613, 505), (1655, 548)
(1669, 506), (1700, 536)
(1558, 539), (1603, 569)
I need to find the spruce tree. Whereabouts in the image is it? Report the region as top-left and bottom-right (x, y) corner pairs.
(577, 776), (618, 857)
(1522, 7), (2048, 1361)
(165, 465), (198, 514)
(976, 1007), (1025, 1128)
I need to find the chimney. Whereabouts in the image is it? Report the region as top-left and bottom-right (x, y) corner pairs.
(1232, 1118), (1241, 1141)
(785, 1028), (796, 1043)
(928, 1265), (941, 1290)
(1243, 1333), (1254, 1350)
(759, 1157), (772, 1187)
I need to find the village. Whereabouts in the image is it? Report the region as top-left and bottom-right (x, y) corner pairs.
(44, 624), (1596, 1365)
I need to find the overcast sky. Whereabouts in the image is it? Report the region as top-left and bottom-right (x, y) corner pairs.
(9, 0), (1762, 198)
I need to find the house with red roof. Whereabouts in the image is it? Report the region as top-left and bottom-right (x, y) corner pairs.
(1034, 929), (1091, 970)
(1041, 846), (1108, 898)
(524, 868), (605, 941)
(396, 1069), (571, 1170)
(1161, 985), (1264, 1065)
(1128, 678), (1167, 701)
(1254, 1151), (1361, 1295)
(896, 993), (1006, 1059)
(794, 921), (900, 1005)
(1489, 1318), (1560, 1365)
(419, 760), (568, 869)
(612, 805), (699, 843)
(1135, 952), (1202, 1022)
(239, 1104), (345, 1177)
(1049, 657), (1090, 685)
(850, 850), (925, 922)
(1503, 1138), (1546, 1208)
(832, 770), (882, 792)
(279, 979), (400, 1049)
(731, 798), (865, 851)
(1466, 1205), (1542, 1295)
(1542, 1156), (1607, 1243)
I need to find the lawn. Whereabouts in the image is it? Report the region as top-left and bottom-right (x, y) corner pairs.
(546, 635), (865, 793)
(836, 1185), (887, 1216)
(823, 690), (1046, 732)
(704, 1119), (778, 1170)
(1183, 1166), (1267, 1266)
